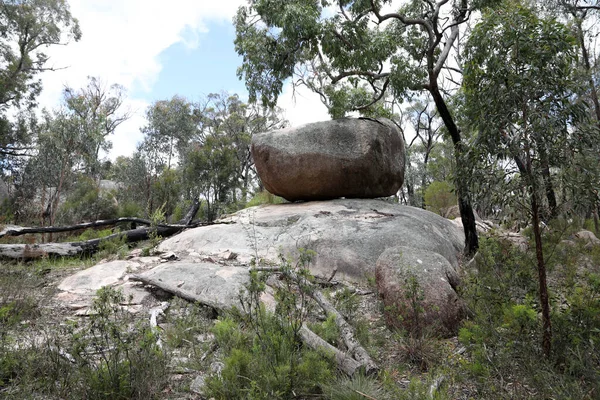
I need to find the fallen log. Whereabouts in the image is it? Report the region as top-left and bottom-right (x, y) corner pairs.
(299, 324), (361, 376)
(129, 273), (223, 310)
(131, 269), (367, 376)
(280, 270), (379, 375)
(0, 218), (198, 239)
(0, 200), (203, 260)
(0, 199), (203, 239)
(0, 225), (179, 260)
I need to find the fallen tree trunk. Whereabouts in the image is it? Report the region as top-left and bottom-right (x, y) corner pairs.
(0, 218), (209, 239)
(298, 324), (362, 376)
(131, 270), (368, 376)
(0, 225), (180, 260)
(0, 200), (203, 260)
(282, 270), (379, 375)
(0, 199), (203, 239)
(129, 273), (224, 311)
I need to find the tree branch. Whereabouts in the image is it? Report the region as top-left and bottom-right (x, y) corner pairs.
(369, 0), (434, 37)
(331, 70), (390, 84)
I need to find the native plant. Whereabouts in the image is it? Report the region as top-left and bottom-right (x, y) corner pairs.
(463, 0), (590, 357)
(67, 287), (169, 399)
(205, 249), (334, 399)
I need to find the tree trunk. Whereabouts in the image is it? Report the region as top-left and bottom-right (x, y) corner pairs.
(130, 272), (366, 376)
(576, 18), (600, 125)
(0, 201), (202, 260)
(0, 219), (190, 239)
(531, 187), (552, 358)
(594, 203), (599, 235)
(0, 225), (181, 260)
(429, 84), (479, 256)
(514, 151), (552, 356)
(539, 148), (557, 220)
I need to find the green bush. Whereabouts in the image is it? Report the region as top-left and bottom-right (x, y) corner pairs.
(458, 235), (600, 398)
(68, 287), (169, 399)
(245, 190), (286, 208)
(117, 201), (143, 218)
(96, 232), (129, 260)
(58, 177), (118, 224)
(324, 373), (392, 400)
(0, 286), (169, 398)
(206, 312), (333, 400)
(76, 228), (114, 241)
(205, 251), (335, 399)
(423, 181), (456, 215)
(309, 314), (340, 346)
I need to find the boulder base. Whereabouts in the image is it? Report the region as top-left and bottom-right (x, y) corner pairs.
(376, 246), (465, 336)
(252, 118), (405, 201)
(159, 199), (464, 285)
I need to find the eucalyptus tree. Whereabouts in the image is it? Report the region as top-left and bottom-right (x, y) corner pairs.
(463, 0), (587, 356)
(0, 0), (81, 165)
(140, 96), (198, 171)
(183, 134), (238, 222)
(15, 78), (128, 225)
(546, 0), (600, 231)
(234, 0), (495, 255)
(403, 99), (444, 207)
(62, 77), (129, 177)
(23, 108), (80, 226)
(197, 92), (287, 202)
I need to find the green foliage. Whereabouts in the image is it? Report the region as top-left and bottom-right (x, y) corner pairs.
(245, 190), (286, 208)
(458, 235), (600, 397)
(76, 228), (114, 242)
(145, 203), (167, 252)
(423, 181), (456, 215)
(117, 201), (142, 218)
(309, 314), (340, 346)
(0, 0), (80, 171)
(207, 312), (333, 400)
(150, 167), (181, 218)
(205, 250), (335, 399)
(183, 133), (238, 222)
(552, 272), (600, 381)
(58, 177), (118, 224)
(332, 287), (360, 320)
(96, 233), (128, 260)
(162, 298), (212, 349)
(0, 286), (168, 398)
(323, 373), (392, 400)
(67, 287), (168, 399)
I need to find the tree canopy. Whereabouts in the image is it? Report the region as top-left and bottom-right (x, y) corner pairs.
(0, 0), (81, 163)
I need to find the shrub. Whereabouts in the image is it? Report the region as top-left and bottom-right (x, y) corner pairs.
(58, 177), (118, 224)
(323, 373), (391, 400)
(458, 235), (600, 398)
(204, 251), (335, 399)
(68, 287), (169, 399)
(245, 190), (286, 208)
(423, 181), (456, 215)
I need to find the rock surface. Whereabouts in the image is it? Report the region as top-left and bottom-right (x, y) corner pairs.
(376, 246), (464, 336)
(575, 230), (600, 247)
(58, 260), (133, 295)
(252, 118), (405, 201)
(159, 199), (464, 285)
(135, 263), (250, 310)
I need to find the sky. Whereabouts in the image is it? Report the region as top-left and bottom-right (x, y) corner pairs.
(37, 0), (331, 160)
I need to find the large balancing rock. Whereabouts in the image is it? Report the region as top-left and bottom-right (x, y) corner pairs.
(252, 118), (405, 201)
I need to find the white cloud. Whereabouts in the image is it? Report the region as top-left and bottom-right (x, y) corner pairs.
(277, 83), (331, 128)
(37, 0), (246, 159)
(34, 0), (338, 159)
